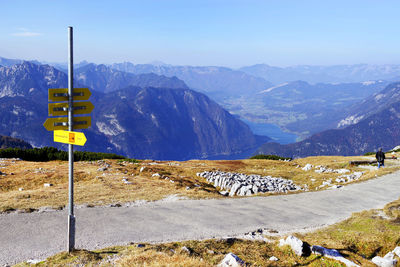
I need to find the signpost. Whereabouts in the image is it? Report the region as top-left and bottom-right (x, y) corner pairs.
(54, 130), (87, 146)
(48, 102), (94, 116)
(43, 116), (92, 131)
(43, 27), (93, 252)
(48, 88), (91, 102)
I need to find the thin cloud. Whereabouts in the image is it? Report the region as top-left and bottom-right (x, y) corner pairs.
(11, 29), (42, 37)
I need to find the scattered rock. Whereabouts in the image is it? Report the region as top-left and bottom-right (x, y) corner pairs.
(269, 256), (278, 261)
(239, 228), (269, 242)
(26, 259), (42, 264)
(152, 173), (160, 177)
(160, 194), (187, 202)
(218, 253), (246, 267)
(18, 188), (24, 191)
(279, 235), (311, 257)
(372, 251), (398, 267)
(198, 171), (301, 197)
(302, 164), (313, 171)
(180, 246), (191, 254)
(109, 203), (122, 208)
(312, 245), (359, 266)
(329, 185), (343, 189)
(338, 172), (364, 183)
(97, 167), (108, 172)
(139, 166), (146, 173)
(37, 206), (56, 213)
(393, 247), (400, 257)
(219, 191), (229, 196)
(43, 183), (53, 187)
(319, 179), (332, 188)
(314, 166), (350, 174)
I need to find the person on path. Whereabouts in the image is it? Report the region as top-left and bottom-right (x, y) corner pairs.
(376, 148), (385, 168)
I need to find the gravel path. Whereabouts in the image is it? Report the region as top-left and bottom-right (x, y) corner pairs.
(1, 171), (400, 265)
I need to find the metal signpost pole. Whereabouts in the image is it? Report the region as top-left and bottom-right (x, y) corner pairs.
(67, 26), (75, 252)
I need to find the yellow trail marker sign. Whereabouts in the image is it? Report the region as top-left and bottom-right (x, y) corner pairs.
(48, 88), (91, 102)
(48, 101), (94, 116)
(43, 116), (92, 131)
(54, 130), (87, 146)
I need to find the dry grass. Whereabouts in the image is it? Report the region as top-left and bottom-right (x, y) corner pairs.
(1, 153), (399, 212)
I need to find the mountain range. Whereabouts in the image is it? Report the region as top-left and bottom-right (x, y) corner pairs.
(3, 56), (400, 159)
(109, 62), (273, 100)
(240, 64), (400, 84)
(0, 61), (267, 160)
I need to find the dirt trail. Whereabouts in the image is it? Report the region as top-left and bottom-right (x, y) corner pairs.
(1, 171), (400, 265)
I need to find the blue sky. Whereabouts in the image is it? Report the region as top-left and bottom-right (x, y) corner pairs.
(1, 0), (400, 67)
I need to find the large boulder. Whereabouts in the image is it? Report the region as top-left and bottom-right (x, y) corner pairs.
(372, 252), (398, 267)
(218, 253), (246, 267)
(279, 235), (311, 257)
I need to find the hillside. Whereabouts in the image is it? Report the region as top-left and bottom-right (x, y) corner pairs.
(0, 135), (31, 149)
(89, 86), (267, 159)
(257, 99), (400, 158)
(338, 82), (400, 128)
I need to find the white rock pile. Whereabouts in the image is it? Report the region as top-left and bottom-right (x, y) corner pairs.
(335, 172), (363, 183)
(314, 166), (350, 174)
(197, 171), (301, 197)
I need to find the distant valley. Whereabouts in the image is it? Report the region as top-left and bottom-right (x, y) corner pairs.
(257, 82), (400, 157)
(2, 56), (400, 159)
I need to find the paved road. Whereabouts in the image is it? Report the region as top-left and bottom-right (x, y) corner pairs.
(1, 172), (400, 265)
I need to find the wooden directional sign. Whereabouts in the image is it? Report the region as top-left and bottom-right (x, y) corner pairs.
(43, 116), (92, 131)
(48, 101), (94, 116)
(48, 88), (91, 102)
(54, 130), (87, 146)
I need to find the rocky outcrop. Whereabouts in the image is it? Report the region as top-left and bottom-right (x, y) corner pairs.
(280, 236), (359, 266)
(311, 245), (359, 267)
(279, 235), (311, 257)
(197, 171), (301, 196)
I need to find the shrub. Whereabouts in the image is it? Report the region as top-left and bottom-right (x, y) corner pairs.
(0, 147), (128, 162)
(249, 154), (292, 161)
